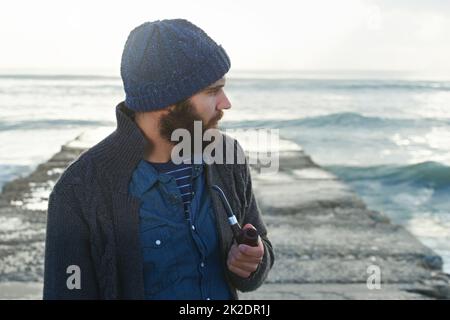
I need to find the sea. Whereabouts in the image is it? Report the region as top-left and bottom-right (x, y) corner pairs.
(0, 69), (449, 274)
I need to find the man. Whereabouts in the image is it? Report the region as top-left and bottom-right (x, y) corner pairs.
(43, 18), (274, 300)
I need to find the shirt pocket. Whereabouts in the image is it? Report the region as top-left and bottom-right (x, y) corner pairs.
(140, 221), (179, 296)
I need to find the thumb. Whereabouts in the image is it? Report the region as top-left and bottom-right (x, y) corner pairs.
(242, 223), (256, 230)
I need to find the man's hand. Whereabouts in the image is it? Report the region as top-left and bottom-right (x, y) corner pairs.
(227, 224), (264, 278)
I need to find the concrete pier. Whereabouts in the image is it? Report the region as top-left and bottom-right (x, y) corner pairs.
(241, 149), (450, 299)
(0, 130), (449, 299)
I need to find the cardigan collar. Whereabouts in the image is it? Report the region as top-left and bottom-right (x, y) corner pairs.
(100, 102), (210, 194)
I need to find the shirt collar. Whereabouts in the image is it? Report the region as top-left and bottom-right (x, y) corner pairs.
(129, 159), (204, 198)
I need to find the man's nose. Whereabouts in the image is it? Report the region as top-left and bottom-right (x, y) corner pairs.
(217, 93), (232, 110)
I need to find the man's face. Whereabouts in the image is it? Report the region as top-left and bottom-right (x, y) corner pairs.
(159, 77), (231, 143)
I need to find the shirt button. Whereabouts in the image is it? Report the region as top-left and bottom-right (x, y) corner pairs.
(206, 298), (211, 300)
(155, 240), (161, 246)
(200, 262), (205, 267)
(191, 225), (196, 231)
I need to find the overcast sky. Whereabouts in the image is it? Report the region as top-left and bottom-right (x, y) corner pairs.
(1, 0), (449, 75)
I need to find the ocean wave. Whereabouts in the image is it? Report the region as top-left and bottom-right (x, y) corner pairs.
(227, 79), (450, 91)
(294, 112), (393, 128)
(0, 74), (119, 81)
(3, 75), (450, 91)
(222, 112), (450, 129)
(0, 119), (115, 131)
(325, 161), (450, 191)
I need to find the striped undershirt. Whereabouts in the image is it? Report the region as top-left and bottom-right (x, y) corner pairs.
(147, 160), (193, 216)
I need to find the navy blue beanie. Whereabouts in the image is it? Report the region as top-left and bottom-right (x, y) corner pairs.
(120, 19), (231, 112)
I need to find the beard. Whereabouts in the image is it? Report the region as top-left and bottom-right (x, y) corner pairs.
(158, 99), (223, 157)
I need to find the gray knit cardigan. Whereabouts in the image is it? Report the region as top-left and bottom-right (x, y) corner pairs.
(43, 102), (274, 299)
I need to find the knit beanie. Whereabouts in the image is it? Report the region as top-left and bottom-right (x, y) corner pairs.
(120, 19), (231, 112)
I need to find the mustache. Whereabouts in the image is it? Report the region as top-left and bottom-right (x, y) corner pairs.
(209, 110), (224, 125)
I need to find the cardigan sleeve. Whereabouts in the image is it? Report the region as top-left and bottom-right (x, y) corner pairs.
(225, 141), (275, 292)
(43, 187), (99, 299)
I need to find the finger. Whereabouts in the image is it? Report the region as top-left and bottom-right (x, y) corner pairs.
(238, 243), (264, 258)
(229, 247), (259, 266)
(227, 264), (251, 279)
(230, 245), (262, 264)
(229, 259), (259, 273)
(229, 244), (241, 259)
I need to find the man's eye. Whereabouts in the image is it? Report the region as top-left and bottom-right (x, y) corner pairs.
(208, 89), (219, 95)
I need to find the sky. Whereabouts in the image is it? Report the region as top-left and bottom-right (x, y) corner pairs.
(1, 0), (450, 75)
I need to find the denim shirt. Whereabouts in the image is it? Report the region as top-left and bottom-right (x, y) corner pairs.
(128, 159), (233, 300)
